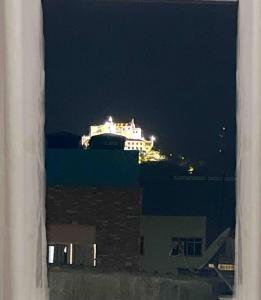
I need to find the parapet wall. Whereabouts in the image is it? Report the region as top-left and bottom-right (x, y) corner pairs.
(49, 269), (216, 300)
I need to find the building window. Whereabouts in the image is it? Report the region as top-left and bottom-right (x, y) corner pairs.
(171, 238), (202, 257)
(93, 243), (97, 267)
(48, 245), (55, 264)
(47, 243), (75, 265)
(69, 243), (74, 264)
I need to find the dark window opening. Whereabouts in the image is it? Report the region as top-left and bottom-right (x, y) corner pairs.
(171, 238), (202, 257)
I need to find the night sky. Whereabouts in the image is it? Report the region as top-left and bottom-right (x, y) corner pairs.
(43, 1), (238, 171)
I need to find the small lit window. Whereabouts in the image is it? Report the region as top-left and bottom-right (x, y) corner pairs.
(48, 245), (55, 264)
(93, 243), (97, 267)
(69, 243), (74, 265)
(47, 243), (74, 265)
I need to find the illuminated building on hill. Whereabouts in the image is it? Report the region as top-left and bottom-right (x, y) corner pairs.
(81, 116), (166, 163)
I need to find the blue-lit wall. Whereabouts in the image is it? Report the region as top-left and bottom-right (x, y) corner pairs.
(46, 149), (139, 187)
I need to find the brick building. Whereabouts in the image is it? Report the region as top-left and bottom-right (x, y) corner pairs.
(46, 147), (235, 275)
(46, 149), (141, 272)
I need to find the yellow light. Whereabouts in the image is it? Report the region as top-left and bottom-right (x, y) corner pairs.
(188, 165), (194, 174)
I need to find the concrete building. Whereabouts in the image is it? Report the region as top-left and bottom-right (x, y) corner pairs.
(140, 162), (235, 274)
(45, 149), (235, 276)
(141, 216), (206, 273)
(46, 149), (142, 272)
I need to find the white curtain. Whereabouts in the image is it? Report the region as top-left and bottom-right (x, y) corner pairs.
(235, 0), (261, 299)
(0, 0), (48, 299)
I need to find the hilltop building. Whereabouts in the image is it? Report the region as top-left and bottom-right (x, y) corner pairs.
(81, 116), (165, 163)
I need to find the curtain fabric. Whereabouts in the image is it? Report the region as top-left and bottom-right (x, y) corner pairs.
(0, 0), (48, 299)
(235, 0), (261, 299)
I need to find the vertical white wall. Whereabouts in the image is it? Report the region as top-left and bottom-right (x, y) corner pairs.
(236, 0), (261, 299)
(0, 0), (48, 299)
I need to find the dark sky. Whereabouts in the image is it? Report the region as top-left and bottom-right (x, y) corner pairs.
(43, 1), (238, 169)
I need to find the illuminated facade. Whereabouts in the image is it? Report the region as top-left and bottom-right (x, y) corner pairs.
(81, 116), (165, 163)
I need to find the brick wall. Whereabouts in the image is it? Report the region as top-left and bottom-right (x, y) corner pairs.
(46, 186), (142, 272)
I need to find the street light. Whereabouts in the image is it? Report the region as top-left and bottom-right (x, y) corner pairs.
(151, 135), (156, 142)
